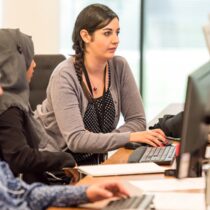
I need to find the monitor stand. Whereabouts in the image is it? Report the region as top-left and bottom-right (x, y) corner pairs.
(164, 154), (203, 178)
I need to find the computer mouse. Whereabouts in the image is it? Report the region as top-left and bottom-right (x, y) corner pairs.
(162, 140), (173, 146)
(124, 142), (144, 150)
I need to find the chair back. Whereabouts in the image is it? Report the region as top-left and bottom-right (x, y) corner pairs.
(29, 54), (66, 110)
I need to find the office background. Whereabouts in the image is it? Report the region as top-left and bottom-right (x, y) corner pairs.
(0, 0), (209, 121)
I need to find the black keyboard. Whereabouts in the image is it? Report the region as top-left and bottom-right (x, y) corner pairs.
(128, 145), (176, 165)
(102, 195), (154, 210)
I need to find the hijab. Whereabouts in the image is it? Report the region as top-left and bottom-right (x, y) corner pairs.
(0, 28), (60, 151)
(0, 28), (34, 114)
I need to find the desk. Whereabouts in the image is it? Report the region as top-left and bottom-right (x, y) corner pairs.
(48, 147), (204, 210)
(48, 148), (164, 210)
(48, 104), (205, 210)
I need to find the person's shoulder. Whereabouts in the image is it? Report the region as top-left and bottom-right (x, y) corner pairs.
(110, 56), (130, 76)
(55, 57), (74, 72)
(111, 55), (128, 66)
(51, 57), (77, 79)
(0, 107), (24, 125)
(2, 107), (24, 115)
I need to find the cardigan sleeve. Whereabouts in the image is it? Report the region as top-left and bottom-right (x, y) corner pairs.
(111, 56), (146, 133)
(0, 107), (76, 174)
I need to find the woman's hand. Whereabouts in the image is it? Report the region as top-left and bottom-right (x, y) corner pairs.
(86, 181), (130, 202)
(129, 129), (167, 147)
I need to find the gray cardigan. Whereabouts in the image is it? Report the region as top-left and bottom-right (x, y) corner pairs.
(35, 56), (146, 153)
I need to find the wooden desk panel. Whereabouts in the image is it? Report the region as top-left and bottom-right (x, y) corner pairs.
(48, 148), (170, 210)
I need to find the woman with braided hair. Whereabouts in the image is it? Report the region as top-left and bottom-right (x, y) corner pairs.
(35, 3), (167, 165)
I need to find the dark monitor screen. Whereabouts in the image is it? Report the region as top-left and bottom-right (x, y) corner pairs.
(176, 61), (210, 178)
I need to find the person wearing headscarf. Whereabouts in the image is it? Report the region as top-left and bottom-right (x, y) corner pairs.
(0, 28), (76, 184)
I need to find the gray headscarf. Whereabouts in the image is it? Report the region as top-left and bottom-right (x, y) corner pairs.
(0, 28), (60, 151)
(0, 28), (34, 113)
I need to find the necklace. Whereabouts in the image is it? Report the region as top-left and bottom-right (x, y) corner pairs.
(82, 63), (108, 130)
(93, 86), (97, 92)
(89, 79), (98, 92)
(83, 64), (107, 96)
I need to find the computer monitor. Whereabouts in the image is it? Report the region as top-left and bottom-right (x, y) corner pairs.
(176, 61), (210, 178)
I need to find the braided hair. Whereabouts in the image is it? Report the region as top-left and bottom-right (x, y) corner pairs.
(72, 3), (118, 83)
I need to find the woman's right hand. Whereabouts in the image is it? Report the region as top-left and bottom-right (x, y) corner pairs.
(86, 181), (130, 202)
(129, 129), (167, 147)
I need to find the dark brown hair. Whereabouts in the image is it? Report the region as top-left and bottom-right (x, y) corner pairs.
(72, 3), (118, 82)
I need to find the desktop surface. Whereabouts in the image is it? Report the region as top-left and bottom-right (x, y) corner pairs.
(48, 146), (204, 210)
(48, 104), (205, 210)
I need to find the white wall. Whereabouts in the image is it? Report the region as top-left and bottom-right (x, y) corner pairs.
(1, 0), (60, 53)
(0, 0), (2, 26)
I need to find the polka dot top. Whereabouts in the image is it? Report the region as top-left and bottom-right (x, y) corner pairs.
(83, 64), (115, 133)
(73, 63), (116, 165)
(83, 91), (115, 133)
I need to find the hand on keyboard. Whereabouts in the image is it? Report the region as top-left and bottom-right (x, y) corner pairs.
(86, 182), (130, 202)
(162, 140), (172, 146)
(129, 129), (167, 147)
